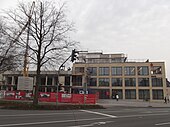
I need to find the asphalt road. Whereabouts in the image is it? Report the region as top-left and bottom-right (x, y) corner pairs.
(0, 107), (170, 127)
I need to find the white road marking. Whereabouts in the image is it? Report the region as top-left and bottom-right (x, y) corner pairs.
(155, 122), (170, 126)
(81, 110), (117, 118)
(0, 117), (110, 127)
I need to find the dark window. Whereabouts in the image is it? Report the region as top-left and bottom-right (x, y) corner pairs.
(88, 78), (97, 86)
(99, 78), (110, 87)
(138, 78), (149, 87)
(72, 76), (82, 86)
(40, 77), (46, 86)
(87, 67), (97, 76)
(152, 78), (163, 87)
(112, 67), (122, 76)
(124, 66), (135, 75)
(125, 78), (136, 87)
(54, 77), (58, 86)
(7, 77), (12, 85)
(99, 67), (109, 76)
(152, 89), (163, 100)
(125, 89), (136, 99)
(47, 77), (52, 85)
(138, 66), (149, 75)
(65, 76), (70, 86)
(112, 78), (122, 86)
(14, 76), (18, 85)
(139, 89), (150, 100)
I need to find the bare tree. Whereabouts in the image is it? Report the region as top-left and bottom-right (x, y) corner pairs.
(5, 0), (78, 105)
(0, 19), (22, 73)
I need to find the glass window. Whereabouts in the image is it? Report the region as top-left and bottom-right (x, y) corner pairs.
(65, 76), (70, 86)
(14, 76), (18, 85)
(99, 78), (110, 87)
(112, 67), (122, 76)
(88, 78), (97, 86)
(47, 77), (52, 85)
(125, 89), (136, 99)
(152, 89), (163, 100)
(138, 66), (149, 75)
(72, 76), (82, 86)
(139, 89), (150, 100)
(125, 78), (136, 87)
(152, 78), (163, 87)
(99, 67), (109, 76)
(112, 78), (122, 86)
(87, 67), (97, 76)
(151, 66), (162, 74)
(40, 77), (46, 86)
(7, 77), (12, 85)
(124, 66), (135, 75)
(138, 78), (149, 87)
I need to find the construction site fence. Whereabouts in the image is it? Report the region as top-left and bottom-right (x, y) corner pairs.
(0, 90), (99, 104)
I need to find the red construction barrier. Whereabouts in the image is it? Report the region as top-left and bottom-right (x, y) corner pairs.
(3, 91), (97, 104)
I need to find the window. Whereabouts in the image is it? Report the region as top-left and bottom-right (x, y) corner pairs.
(14, 76), (18, 85)
(88, 78), (97, 86)
(75, 67), (84, 73)
(125, 89), (136, 99)
(112, 67), (122, 76)
(152, 78), (163, 87)
(124, 66), (135, 75)
(54, 77), (58, 86)
(47, 77), (52, 85)
(40, 77), (46, 86)
(138, 66), (149, 75)
(151, 66), (162, 74)
(7, 77), (12, 85)
(152, 89), (163, 100)
(87, 67), (97, 76)
(112, 78), (122, 86)
(72, 76), (82, 86)
(125, 78), (136, 87)
(138, 78), (149, 87)
(65, 76), (70, 86)
(99, 67), (109, 76)
(99, 78), (110, 87)
(139, 89), (150, 100)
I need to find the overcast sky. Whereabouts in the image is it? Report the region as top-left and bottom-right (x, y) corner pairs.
(0, 0), (170, 79)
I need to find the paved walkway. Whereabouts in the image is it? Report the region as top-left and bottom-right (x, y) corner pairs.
(97, 99), (170, 108)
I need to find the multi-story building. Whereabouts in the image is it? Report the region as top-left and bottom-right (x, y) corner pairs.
(1, 70), (72, 93)
(0, 51), (169, 101)
(72, 51), (167, 101)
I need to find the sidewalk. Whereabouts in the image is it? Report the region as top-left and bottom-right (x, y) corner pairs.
(97, 99), (170, 108)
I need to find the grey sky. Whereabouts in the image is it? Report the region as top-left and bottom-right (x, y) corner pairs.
(0, 0), (170, 79)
